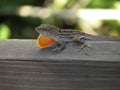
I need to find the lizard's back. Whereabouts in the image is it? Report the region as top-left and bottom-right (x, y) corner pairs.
(57, 29), (120, 41)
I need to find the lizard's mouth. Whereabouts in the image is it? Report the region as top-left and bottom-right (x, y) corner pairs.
(35, 27), (40, 33)
(36, 34), (56, 48)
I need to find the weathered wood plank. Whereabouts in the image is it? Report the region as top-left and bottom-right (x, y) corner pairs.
(0, 60), (120, 90)
(0, 39), (120, 61)
(0, 39), (120, 90)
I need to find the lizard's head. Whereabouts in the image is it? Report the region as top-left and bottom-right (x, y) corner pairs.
(35, 24), (59, 36)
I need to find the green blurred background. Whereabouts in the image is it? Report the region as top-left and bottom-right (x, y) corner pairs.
(0, 0), (120, 39)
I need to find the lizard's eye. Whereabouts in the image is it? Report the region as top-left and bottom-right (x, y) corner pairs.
(41, 28), (44, 30)
(40, 27), (45, 31)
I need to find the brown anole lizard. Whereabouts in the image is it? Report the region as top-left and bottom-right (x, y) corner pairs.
(35, 24), (120, 53)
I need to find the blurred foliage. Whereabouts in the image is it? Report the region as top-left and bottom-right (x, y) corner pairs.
(87, 0), (118, 8)
(0, 24), (11, 39)
(0, 0), (120, 39)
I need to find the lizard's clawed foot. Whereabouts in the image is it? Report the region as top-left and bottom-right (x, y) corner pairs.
(52, 41), (66, 54)
(77, 44), (91, 52)
(78, 44), (86, 52)
(52, 47), (62, 53)
(52, 45), (65, 54)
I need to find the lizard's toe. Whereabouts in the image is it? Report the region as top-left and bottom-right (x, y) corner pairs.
(77, 44), (88, 52)
(52, 47), (61, 54)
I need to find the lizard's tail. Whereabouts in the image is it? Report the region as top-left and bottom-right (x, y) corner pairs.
(84, 35), (120, 41)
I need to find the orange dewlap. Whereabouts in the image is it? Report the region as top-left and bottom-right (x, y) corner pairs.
(37, 34), (56, 48)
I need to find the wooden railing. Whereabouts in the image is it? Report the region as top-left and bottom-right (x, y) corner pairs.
(0, 39), (120, 90)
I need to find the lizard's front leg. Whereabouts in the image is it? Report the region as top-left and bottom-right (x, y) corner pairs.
(52, 40), (66, 53)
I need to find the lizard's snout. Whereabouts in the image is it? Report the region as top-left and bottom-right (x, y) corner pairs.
(35, 27), (39, 32)
(35, 26), (42, 34)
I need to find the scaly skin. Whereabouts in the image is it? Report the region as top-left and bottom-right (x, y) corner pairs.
(35, 24), (120, 53)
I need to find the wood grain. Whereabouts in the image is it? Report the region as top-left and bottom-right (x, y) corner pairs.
(0, 39), (120, 90)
